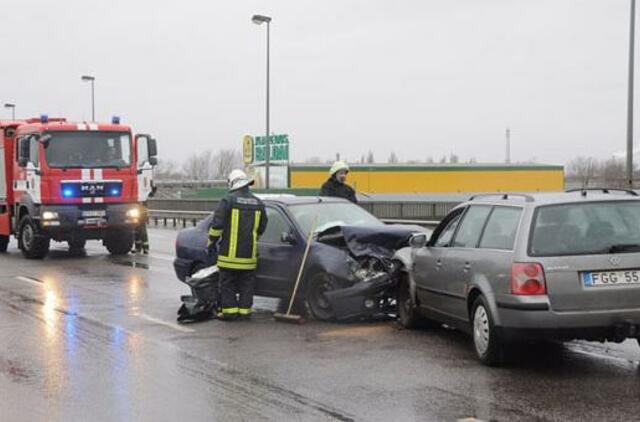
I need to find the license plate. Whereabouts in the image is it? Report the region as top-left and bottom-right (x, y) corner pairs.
(582, 270), (640, 287)
(84, 218), (105, 226)
(82, 210), (106, 217)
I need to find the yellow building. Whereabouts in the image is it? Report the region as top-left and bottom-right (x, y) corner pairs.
(289, 163), (564, 194)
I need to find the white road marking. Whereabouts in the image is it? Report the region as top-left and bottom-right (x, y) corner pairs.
(136, 313), (195, 333)
(15, 276), (43, 286)
(568, 347), (637, 365)
(150, 253), (175, 261)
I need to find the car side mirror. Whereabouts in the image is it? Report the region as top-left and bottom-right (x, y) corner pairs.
(280, 231), (296, 244)
(149, 156), (158, 166)
(409, 233), (428, 249)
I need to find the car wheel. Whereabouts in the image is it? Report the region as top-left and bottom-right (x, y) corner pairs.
(19, 216), (50, 259)
(306, 272), (336, 321)
(104, 230), (133, 255)
(397, 278), (420, 329)
(0, 235), (9, 253)
(471, 295), (504, 366)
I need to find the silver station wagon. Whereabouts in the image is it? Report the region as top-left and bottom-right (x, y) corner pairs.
(394, 189), (640, 365)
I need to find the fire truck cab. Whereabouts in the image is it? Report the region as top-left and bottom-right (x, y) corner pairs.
(0, 116), (157, 258)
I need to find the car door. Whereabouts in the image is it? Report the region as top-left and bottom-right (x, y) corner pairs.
(414, 208), (464, 316)
(255, 205), (302, 297)
(445, 205), (493, 321)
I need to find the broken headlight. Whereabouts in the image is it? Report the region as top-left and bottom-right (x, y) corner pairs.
(354, 268), (370, 280)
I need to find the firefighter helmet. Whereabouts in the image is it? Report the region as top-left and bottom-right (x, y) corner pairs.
(228, 169), (254, 191)
(329, 161), (349, 176)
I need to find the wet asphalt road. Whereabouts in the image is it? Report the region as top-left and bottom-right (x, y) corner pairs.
(2, 228), (640, 421)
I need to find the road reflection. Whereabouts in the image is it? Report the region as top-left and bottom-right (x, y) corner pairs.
(128, 275), (144, 304)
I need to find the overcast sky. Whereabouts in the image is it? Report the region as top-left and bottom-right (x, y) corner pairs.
(0, 0), (636, 166)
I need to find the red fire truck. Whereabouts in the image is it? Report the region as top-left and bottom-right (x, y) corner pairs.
(0, 116), (157, 258)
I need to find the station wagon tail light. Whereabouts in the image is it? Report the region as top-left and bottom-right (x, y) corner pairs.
(511, 263), (547, 295)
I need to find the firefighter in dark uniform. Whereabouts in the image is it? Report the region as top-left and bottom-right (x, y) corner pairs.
(208, 169), (268, 320)
(320, 161), (358, 203)
(133, 182), (156, 254)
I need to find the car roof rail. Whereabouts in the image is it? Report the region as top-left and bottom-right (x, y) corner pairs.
(565, 188), (639, 197)
(468, 193), (535, 203)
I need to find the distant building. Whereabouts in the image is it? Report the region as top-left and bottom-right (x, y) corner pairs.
(288, 163), (564, 194)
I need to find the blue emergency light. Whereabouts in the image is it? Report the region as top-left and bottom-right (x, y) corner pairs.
(63, 188), (74, 198)
(112, 116), (120, 124)
(40, 114), (49, 123)
(110, 188), (120, 196)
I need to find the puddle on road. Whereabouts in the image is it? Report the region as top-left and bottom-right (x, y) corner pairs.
(110, 259), (150, 270)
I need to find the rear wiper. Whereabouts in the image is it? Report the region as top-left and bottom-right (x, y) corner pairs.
(608, 243), (640, 253)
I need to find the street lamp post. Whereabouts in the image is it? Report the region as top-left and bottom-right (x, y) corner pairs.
(4, 103), (15, 120)
(81, 75), (96, 122)
(627, 0), (636, 188)
(252, 14), (272, 189)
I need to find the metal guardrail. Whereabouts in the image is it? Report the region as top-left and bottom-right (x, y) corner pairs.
(147, 198), (459, 223)
(147, 209), (441, 229)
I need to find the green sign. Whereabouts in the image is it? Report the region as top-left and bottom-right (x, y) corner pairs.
(254, 134), (289, 163)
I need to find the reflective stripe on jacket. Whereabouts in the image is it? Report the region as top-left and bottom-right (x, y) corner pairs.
(208, 188), (268, 270)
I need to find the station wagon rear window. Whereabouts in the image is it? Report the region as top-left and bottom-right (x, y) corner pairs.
(529, 201), (640, 256)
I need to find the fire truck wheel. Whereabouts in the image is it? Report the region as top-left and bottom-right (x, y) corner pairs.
(0, 235), (9, 253)
(104, 231), (133, 255)
(18, 216), (50, 259)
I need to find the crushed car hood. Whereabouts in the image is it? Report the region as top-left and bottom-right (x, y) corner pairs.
(316, 224), (427, 259)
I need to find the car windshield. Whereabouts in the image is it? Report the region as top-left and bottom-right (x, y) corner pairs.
(44, 131), (132, 168)
(288, 202), (383, 235)
(530, 201), (640, 256)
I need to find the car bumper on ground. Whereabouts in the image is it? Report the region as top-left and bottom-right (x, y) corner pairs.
(174, 257), (193, 282)
(324, 272), (396, 320)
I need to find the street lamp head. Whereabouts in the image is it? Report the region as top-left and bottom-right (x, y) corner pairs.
(81, 75), (95, 82)
(252, 14), (272, 25)
(4, 103), (15, 109)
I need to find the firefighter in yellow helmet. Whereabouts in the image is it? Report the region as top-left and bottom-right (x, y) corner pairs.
(208, 169), (268, 320)
(320, 161), (357, 203)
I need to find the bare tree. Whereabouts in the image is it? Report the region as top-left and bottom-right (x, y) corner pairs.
(154, 159), (184, 180)
(568, 156), (598, 187)
(212, 149), (243, 179)
(601, 157), (626, 187)
(449, 153), (459, 163)
(388, 151), (399, 164)
(182, 150), (215, 180)
(366, 150), (375, 164)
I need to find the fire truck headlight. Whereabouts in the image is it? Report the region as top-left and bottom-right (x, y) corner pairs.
(126, 208), (141, 220)
(42, 211), (59, 220)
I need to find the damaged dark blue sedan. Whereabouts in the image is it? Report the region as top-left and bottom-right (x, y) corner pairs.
(173, 196), (427, 320)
